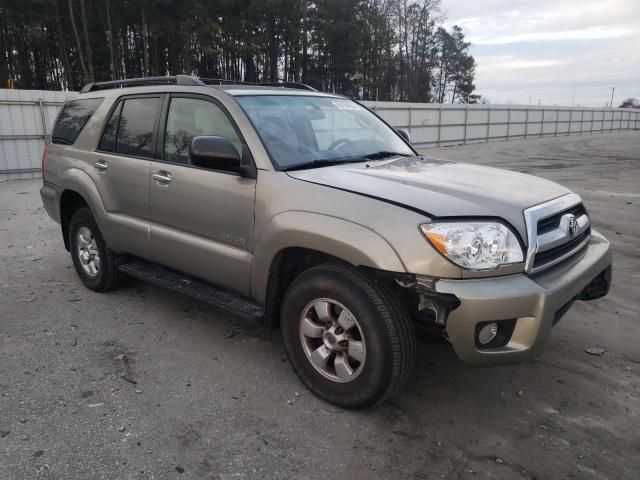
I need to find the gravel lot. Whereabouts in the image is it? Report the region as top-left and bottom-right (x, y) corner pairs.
(1, 131), (639, 480)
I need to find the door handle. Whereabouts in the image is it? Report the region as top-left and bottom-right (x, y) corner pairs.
(94, 160), (108, 172)
(151, 172), (172, 184)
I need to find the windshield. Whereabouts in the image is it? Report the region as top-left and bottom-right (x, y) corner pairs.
(235, 95), (414, 169)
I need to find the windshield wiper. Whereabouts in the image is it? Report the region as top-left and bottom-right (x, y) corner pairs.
(282, 158), (368, 172)
(282, 151), (410, 172)
(361, 151), (411, 160)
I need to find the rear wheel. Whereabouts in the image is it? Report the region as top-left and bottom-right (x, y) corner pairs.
(69, 208), (119, 292)
(281, 263), (415, 409)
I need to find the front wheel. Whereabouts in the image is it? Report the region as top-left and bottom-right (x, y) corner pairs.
(281, 264), (416, 409)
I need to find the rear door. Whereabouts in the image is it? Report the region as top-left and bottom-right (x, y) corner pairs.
(91, 94), (162, 258)
(149, 94), (256, 296)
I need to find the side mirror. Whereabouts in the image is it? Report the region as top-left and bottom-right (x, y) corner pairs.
(396, 128), (411, 143)
(189, 136), (242, 171)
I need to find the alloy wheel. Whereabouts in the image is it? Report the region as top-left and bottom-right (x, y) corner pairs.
(76, 226), (101, 277)
(299, 298), (366, 383)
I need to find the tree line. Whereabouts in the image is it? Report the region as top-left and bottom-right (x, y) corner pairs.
(0, 0), (478, 102)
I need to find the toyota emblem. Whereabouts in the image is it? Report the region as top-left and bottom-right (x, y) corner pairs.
(567, 215), (578, 237)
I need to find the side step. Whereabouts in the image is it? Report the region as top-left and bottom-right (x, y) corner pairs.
(117, 259), (264, 320)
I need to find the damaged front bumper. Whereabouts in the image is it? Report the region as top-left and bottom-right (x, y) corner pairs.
(413, 229), (612, 366)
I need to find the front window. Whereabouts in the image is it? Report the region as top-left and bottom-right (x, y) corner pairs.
(164, 97), (243, 165)
(235, 95), (413, 169)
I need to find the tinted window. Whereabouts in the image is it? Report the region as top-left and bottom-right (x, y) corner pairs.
(114, 98), (160, 158)
(164, 97), (242, 165)
(98, 101), (122, 152)
(52, 98), (103, 145)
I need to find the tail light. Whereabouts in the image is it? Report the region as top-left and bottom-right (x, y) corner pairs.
(41, 143), (49, 182)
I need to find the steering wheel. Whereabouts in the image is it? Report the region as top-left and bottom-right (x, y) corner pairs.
(327, 138), (353, 151)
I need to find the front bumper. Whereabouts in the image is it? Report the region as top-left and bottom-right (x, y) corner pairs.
(433, 229), (612, 366)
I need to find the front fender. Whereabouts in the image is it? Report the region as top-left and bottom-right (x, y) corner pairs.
(251, 211), (406, 303)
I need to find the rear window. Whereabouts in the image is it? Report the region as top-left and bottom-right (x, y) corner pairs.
(98, 97), (160, 158)
(52, 98), (103, 145)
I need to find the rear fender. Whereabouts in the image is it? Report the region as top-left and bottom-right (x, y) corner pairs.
(58, 168), (110, 243)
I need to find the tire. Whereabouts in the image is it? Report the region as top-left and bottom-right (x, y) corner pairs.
(68, 207), (120, 292)
(281, 263), (415, 409)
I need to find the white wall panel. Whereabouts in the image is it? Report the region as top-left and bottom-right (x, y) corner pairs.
(1, 90), (638, 181)
(0, 89), (74, 181)
(364, 101), (639, 147)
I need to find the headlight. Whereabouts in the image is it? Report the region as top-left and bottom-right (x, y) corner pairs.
(420, 222), (523, 270)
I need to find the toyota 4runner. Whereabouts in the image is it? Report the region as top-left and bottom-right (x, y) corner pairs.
(40, 75), (612, 409)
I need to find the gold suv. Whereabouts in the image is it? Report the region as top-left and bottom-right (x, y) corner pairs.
(40, 76), (612, 408)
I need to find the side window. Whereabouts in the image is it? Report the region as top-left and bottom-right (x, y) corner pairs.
(98, 97), (160, 158)
(98, 101), (122, 152)
(164, 97), (242, 166)
(116, 98), (160, 158)
(52, 98), (103, 145)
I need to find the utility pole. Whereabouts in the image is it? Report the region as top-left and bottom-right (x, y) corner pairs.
(610, 86), (615, 108)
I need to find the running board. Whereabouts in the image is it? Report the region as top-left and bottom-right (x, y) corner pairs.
(117, 259), (264, 320)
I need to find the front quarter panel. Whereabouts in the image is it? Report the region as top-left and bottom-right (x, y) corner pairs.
(252, 210), (405, 302)
(251, 170), (463, 303)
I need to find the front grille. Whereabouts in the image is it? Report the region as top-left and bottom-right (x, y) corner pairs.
(523, 194), (591, 274)
(537, 204), (587, 235)
(533, 228), (590, 269)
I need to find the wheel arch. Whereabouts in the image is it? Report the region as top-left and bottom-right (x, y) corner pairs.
(253, 212), (407, 329)
(57, 169), (108, 250)
(59, 190), (89, 250)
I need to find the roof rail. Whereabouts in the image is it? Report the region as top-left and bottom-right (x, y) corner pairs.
(80, 75), (205, 93)
(261, 81), (317, 91)
(79, 75), (317, 93)
(199, 78), (317, 91)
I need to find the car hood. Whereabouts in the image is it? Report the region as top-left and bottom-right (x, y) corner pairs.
(286, 155), (572, 240)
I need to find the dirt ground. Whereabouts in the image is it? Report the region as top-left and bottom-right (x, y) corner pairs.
(1, 131), (639, 480)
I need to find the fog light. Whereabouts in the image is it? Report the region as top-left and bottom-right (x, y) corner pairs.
(478, 322), (499, 345)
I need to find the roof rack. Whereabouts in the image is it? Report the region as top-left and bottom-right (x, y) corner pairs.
(80, 75), (205, 93)
(199, 78), (317, 91)
(80, 75), (317, 93)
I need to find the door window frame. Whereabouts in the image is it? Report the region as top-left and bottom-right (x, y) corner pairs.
(155, 93), (255, 176)
(95, 93), (165, 161)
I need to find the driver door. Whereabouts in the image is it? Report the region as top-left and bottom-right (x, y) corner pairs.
(149, 94), (256, 296)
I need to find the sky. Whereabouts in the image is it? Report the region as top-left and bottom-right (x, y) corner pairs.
(443, 0), (640, 107)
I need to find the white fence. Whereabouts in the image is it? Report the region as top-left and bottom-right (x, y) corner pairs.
(1, 88), (638, 181)
(362, 101), (640, 147)
(0, 89), (74, 181)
